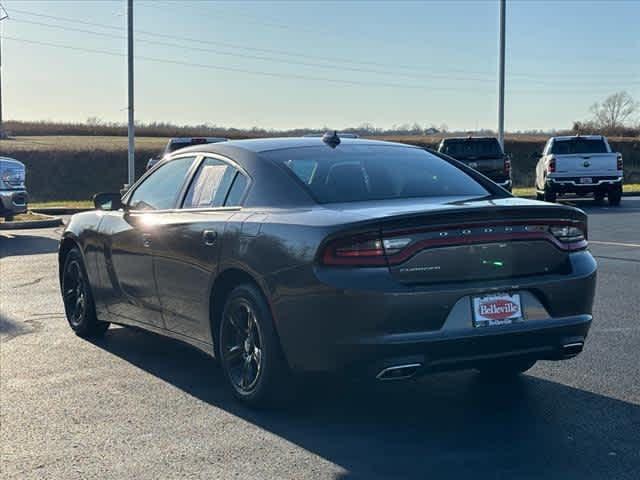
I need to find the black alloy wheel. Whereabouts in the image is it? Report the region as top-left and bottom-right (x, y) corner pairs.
(221, 298), (264, 394)
(219, 284), (291, 406)
(62, 248), (109, 337)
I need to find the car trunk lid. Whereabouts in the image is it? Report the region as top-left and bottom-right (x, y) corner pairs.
(321, 198), (586, 285)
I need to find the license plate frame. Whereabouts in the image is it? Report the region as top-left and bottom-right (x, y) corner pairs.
(472, 292), (523, 328)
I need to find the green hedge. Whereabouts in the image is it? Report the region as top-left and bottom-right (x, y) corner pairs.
(3, 140), (639, 201)
(10, 149), (155, 201)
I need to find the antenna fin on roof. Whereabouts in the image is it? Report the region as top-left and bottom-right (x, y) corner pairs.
(322, 130), (341, 148)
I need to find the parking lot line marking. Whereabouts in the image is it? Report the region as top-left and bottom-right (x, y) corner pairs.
(590, 240), (640, 248)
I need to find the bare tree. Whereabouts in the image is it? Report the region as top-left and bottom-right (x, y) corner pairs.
(590, 91), (638, 132)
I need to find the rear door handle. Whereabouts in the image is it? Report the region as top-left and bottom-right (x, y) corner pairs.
(202, 230), (217, 246)
(142, 233), (152, 248)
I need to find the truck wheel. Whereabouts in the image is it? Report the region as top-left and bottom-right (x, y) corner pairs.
(608, 186), (622, 206)
(543, 187), (556, 203)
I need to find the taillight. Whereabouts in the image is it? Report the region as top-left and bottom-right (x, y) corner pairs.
(617, 154), (623, 171)
(322, 221), (588, 266)
(322, 233), (387, 266)
(547, 158), (556, 173)
(504, 156), (511, 175)
(548, 222), (587, 249)
(321, 233), (414, 266)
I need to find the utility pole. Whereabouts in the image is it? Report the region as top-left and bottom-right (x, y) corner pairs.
(0, 4), (8, 140)
(497, 0), (506, 149)
(127, 0), (135, 185)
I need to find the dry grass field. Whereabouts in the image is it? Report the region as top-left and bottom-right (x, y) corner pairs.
(1, 135), (169, 153)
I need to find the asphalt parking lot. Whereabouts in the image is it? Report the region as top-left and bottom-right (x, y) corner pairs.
(1, 198), (639, 480)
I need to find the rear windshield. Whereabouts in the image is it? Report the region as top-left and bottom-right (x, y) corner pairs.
(264, 145), (490, 204)
(440, 138), (503, 159)
(550, 138), (608, 155)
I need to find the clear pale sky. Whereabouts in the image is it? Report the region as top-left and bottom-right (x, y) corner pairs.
(1, 0), (639, 131)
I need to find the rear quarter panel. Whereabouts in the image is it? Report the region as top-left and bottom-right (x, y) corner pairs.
(61, 211), (107, 294)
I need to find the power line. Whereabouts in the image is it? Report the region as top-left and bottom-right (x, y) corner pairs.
(0, 35), (444, 90)
(4, 35), (635, 95)
(8, 18), (495, 84)
(0, 2), (7, 139)
(9, 16), (638, 90)
(7, 6), (637, 81)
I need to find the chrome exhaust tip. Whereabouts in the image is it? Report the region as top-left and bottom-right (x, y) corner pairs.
(562, 342), (584, 357)
(376, 363), (422, 381)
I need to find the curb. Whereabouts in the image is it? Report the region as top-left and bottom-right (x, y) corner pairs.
(0, 214), (63, 230)
(30, 207), (92, 215)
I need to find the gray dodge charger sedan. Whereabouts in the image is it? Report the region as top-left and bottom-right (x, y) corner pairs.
(59, 134), (596, 406)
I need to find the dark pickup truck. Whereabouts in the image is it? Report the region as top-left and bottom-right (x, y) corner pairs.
(437, 137), (512, 191)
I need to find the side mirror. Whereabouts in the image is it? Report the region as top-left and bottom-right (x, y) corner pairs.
(93, 192), (123, 211)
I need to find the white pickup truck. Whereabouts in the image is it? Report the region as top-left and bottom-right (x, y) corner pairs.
(535, 135), (623, 205)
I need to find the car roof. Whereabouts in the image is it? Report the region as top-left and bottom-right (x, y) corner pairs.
(550, 135), (605, 141)
(174, 136), (419, 155)
(441, 136), (498, 142)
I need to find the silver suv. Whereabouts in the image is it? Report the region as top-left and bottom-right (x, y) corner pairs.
(0, 157), (28, 220)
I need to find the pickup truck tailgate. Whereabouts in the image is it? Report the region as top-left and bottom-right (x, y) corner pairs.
(555, 153), (618, 176)
(460, 157), (504, 177)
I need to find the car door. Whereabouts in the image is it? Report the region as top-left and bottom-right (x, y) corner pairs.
(98, 155), (197, 328)
(152, 154), (250, 342)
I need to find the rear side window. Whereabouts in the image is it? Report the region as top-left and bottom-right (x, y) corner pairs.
(225, 173), (248, 206)
(551, 139), (608, 155)
(264, 145), (489, 204)
(183, 158), (237, 208)
(129, 156), (196, 210)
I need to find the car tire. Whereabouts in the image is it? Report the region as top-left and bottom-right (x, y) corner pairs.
(62, 248), (109, 338)
(4, 214), (14, 221)
(608, 186), (622, 206)
(219, 284), (291, 407)
(476, 359), (537, 378)
(543, 187), (556, 203)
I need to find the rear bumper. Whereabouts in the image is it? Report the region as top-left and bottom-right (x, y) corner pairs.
(0, 190), (28, 216)
(270, 250), (597, 375)
(545, 176), (622, 193)
(342, 314), (591, 379)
